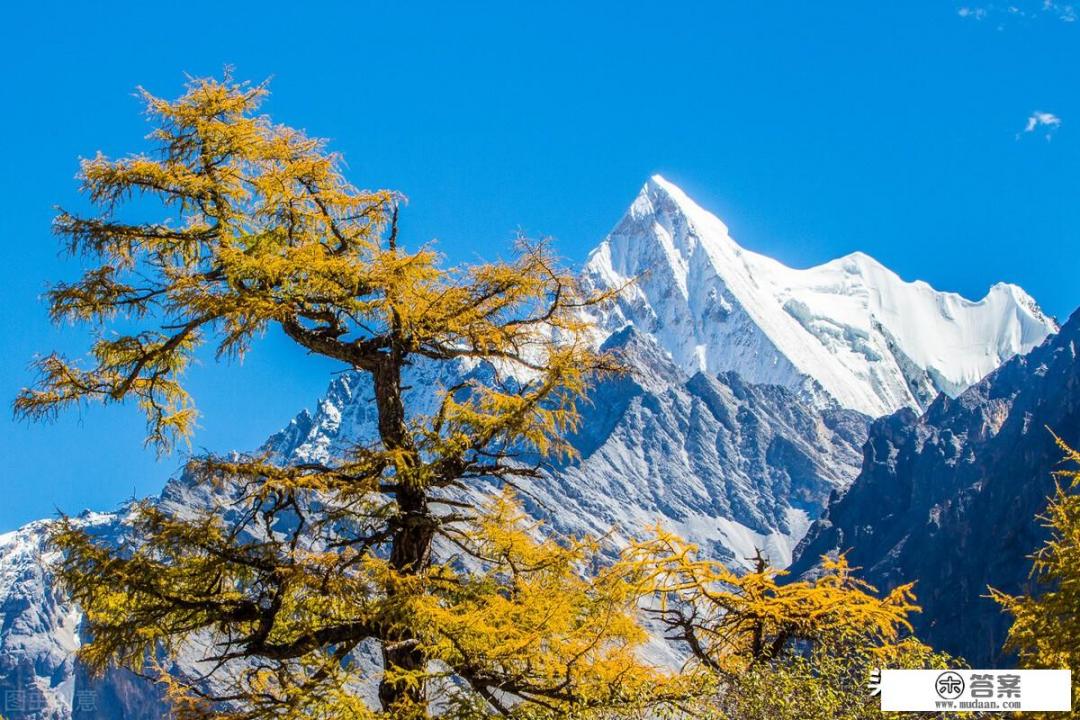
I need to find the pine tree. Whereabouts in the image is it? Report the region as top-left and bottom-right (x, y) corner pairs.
(991, 436), (1080, 718)
(16, 75), (673, 719)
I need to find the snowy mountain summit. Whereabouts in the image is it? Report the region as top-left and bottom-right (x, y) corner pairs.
(584, 175), (1057, 416)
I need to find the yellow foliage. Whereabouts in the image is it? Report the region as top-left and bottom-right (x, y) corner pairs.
(413, 491), (673, 715)
(52, 491), (690, 719)
(16, 73), (616, 455)
(29, 74), (665, 719)
(612, 530), (956, 720)
(617, 528), (918, 674)
(28, 73), (947, 720)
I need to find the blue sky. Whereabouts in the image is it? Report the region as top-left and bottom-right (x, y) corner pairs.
(1, 1), (1078, 531)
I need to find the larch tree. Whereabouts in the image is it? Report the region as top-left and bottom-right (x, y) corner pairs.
(616, 530), (958, 719)
(622, 530), (922, 671)
(15, 76), (673, 719)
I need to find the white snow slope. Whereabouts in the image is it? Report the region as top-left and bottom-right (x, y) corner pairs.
(584, 175), (1057, 417)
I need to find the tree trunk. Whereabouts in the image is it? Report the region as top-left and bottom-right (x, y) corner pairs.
(372, 353), (435, 714)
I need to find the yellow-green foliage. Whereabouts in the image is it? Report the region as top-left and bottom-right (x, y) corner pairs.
(612, 530), (958, 720)
(24, 74), (949, 720)
(25, 74), (673, 719)
(54, 492), (686, 720)
(620, 529), (920, 672)
(700, 639), (958, 720)
(14, 74), (615, 455)
(991, 436), (1080, 718)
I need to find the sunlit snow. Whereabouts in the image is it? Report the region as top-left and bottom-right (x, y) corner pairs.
(584, 175), (1057, 416)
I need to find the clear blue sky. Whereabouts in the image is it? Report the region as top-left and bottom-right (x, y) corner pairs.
(2, 1), (1078, 531)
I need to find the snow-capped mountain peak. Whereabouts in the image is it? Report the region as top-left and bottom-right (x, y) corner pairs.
(590, 175), (730, 302)
(583, 176), (1057, 417)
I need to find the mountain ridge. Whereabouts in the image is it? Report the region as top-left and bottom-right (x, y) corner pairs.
(791, 307), (1080, 665)
(583, 175), (1056, 416)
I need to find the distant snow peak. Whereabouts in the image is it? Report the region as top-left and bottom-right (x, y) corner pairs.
(583, 177), (1058, 417)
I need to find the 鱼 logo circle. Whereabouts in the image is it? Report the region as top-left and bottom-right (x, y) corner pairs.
(935, 671), (965, 700)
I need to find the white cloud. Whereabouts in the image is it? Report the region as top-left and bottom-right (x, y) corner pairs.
(1043, 0), (1078, 21)
(957, 1), (1077, 22)
(1021, 111), (1063, 140)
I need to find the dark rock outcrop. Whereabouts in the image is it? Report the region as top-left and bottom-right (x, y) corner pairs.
(792, 309), (1080, 666)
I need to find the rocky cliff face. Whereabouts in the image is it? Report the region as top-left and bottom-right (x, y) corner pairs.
(0, 514), (168, 719)
(792, 309), (1080, 666)
(262, 328), (871, 568)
